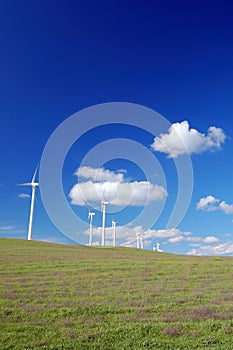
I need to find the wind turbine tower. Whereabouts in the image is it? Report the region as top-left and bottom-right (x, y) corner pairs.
(88, 211), (95, 246)
(136, 232), (144, 249)
(112, 219), (117, 247)
(18, 167), (39, 241)
(140, 234), (144, 250)
(101, 200), (108, 246)
(136, 232), (140, 249)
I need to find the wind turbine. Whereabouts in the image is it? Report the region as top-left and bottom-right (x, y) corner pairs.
(18, 167), (39, 241)
(136, 232), (140, 249)
(140, 234), (144, 250)
(88, 210), (95, 246)
(156, 242), (163, 252)
(112, 219), (117, 247)
(101, 199), (108, 246)
(136, 232), (144, 249)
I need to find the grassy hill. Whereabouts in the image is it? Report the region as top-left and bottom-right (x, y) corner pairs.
(1, 238), (233, 349)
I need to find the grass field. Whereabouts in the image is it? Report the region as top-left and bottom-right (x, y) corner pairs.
(1, 238), (233, 349)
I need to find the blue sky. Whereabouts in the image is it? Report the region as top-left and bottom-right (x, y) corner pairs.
(0, 0), (233, 255)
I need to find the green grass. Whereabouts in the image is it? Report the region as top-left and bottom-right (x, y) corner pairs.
(1, 238), (233, 349)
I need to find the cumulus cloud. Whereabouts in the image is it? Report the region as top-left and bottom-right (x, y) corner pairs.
(168, 235), (202, 244)
(84, 225), (194, 245)
(203, 236), (220, 244)
(69, 166), (167, 207)
(187, 242), (233, 256)
(144, 228), (192, 239)
(196, 195), (219, 211)
(83, 224), (220, 251)
(84, 225), (143, 240)
(86, 226), (192, 242)
(18, 193), (30, 199)
(197, 195), (233, 215)
(219, 201), (233, 215)
(151, 120), (226, 158)
(75, 166), (124, 182)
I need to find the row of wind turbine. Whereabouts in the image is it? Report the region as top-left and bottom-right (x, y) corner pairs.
(17, 168), (162, 252)
(88, 201), (117, 247)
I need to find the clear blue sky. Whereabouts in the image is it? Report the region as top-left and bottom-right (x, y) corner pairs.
(1, 0), (233, 255)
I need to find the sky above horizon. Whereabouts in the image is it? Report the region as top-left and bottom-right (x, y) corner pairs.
(1, 1), (233, 255)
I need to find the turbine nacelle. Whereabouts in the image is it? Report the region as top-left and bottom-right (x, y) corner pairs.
(88, 211), (95, 219)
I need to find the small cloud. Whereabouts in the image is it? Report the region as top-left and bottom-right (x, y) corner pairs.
(219, 201), (233, 215)
(18, 193), (30, 199)
(117, 169), (127, 174)
(168, 235), (202, 244)
(75, 166), (124, 182)
(0, 225), (15, 231)
(197, 195), (233, 215)
(151, 121), (226, 158)
(196, 195), (219, 211)
(0, 224), (25, 236)
(144, 228), (192, 240)
(203, 236), (220, 244)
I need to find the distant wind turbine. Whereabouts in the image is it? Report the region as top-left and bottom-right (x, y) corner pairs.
(140, 234), (144, 250)
(101, 200), (108, 246)
(18, 167), (39, 241)
(136, 232), (140, 249)
(156, 242), (163, 252)
(136, 232), (144, 249)
(88, 210), (95, 246)
(153, 242), (163, 252)
(112, 219), (117, 247)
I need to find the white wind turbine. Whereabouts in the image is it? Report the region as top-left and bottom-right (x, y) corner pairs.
(140, 234), (144, 250)
(136, 232), (140, 249)
(156, 242), (163, 252)
(18, 167), (39, 241)
(136, 232), (144, 249)
(88, 210), (95, 246)
(101, 199), (108, 247)
(112, 219), (117, 247)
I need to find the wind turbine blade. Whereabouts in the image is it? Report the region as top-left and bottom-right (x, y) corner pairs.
(31, 164), (39, 183)
(17, 183), (32, 186)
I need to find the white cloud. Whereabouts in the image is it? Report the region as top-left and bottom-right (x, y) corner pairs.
(219, 201), (233, 214)
(18, 193), (30, 199)
(144, 228), (192, 239)
(203, 236), (220, 244)
(197, 195), (233, 215)
(83, 223), (223, 253)
(0, 225), (15, 231)
(188, 242), (233, 256)
(151, 120), (226, 158)
(168, 235), (202, 243)
(0, 224), (25, 236)
(83, 226), (194, 246)
(75, 166), (124, 182)
(196, 195), (219, 211)
(69, 166), (167, 207)
(84, 225), (144, 240)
